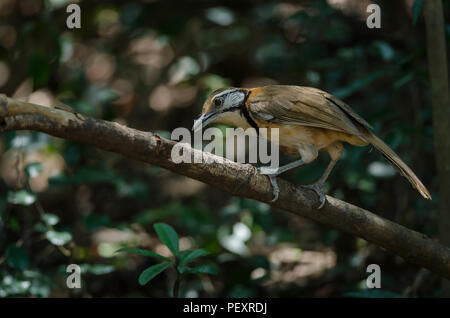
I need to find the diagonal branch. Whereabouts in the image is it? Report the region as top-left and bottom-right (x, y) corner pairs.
(1, 94), (449, 279)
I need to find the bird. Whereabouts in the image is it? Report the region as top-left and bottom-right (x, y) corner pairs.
(192, 85), (432, 208)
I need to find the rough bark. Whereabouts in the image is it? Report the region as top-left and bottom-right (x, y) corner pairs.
(0, 94), (449, 279)
(424, 0), (450, 293)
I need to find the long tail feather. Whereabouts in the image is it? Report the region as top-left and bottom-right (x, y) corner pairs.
(363, 131), (431, 200)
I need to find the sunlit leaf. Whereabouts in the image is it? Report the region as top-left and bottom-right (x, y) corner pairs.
(46, 230), (72, 246)
(42, 213), (60, 226)
(0, 274), (31, 296)
(98, 242), (123, 258)
(205, 7), (235, 26)
(368, 161), (396, 178)
(7, 190), (36, 206)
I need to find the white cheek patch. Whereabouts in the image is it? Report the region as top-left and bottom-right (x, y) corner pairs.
(223, 91), (245, 109)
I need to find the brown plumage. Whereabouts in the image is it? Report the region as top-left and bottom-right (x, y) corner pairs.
(193, 85), (431, 207)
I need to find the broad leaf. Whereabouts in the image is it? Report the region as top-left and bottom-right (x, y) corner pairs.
(46, 230), (72, 246)
(178, 249), (209, 266)
(153, 223), (179, 257)
(116, 248), (172, 262)
(138, 262), (173, 286)
(178, 250), (192, 260)
(7, 190), (36, 206)
(42, 213), (60, 226)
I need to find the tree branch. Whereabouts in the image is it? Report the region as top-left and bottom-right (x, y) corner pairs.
(1, 94), (449, 279)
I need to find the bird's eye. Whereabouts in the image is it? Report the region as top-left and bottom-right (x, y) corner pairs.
(214, 98), (223, 107)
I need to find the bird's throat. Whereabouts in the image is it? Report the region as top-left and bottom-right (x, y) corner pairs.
(212, 110), (253, 129)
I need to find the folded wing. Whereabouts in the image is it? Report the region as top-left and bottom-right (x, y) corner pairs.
(248, 85), (372, 137)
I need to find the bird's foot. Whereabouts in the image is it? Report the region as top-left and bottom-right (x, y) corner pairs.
(302, 183), (326, 209)
(267, 176), (280, 202)
(257, 167), (280, 202)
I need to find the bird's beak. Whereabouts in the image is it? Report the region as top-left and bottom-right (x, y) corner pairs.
(192, 111), (219, 132)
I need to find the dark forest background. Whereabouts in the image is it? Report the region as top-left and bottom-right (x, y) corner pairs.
(0, 0), (449, 297)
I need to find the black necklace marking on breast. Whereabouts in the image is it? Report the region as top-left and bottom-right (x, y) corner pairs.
(240, 91), (260, 135)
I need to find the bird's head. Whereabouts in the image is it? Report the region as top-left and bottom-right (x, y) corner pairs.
(193, 87), (249, 131)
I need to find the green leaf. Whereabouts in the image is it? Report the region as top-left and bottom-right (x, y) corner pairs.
(153, 223), (179, 257)
(178, 249), (209, 266)
(42, 213), (60, 226)
(46, 230), (72, 246)
(6, 246), (29, 271)
(178, 265), (218, 275)
(412, 0), (424, 25)
(138, 262), (173, 286)
(7, 190), (36, 206)
(25, 162), (43, 178)
(116, 248), (172, 262)
(178, 250), (192, 260)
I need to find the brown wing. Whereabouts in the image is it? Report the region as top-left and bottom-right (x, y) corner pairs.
(248, 85), (372, 136)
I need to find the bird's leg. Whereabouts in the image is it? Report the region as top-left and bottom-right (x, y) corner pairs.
(258, 159), (305, 176)
(303, 142), (342, 209)
(258, 144), (318, 203)
(258, 159), (305, 203)
(303, 158), (338, 209)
